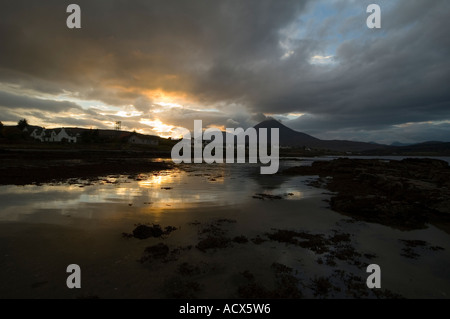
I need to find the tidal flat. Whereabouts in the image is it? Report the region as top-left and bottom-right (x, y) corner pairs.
(0, 158), (449, 299)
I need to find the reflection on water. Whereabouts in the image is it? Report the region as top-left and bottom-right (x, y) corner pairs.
(1, 158), (449, 298)
(0, 162), (316, 223)
(2, 156), (449, 223)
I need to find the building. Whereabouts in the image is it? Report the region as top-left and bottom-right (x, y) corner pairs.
(30, 128), (45, 141)
(30, 128), (78, 143)
(127, 133), (159, 146)
(54, 128), (78, 143)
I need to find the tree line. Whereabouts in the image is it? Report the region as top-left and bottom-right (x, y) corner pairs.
(0, 119), (29, 140)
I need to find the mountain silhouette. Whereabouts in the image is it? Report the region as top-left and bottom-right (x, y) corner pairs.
(254, 118), (320, 145)
(252, 119), (387, 152)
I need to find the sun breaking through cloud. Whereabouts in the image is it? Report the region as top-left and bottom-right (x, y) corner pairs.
(0, 0), (449, 144)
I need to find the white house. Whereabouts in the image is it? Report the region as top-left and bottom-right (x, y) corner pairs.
(54, 128), (77, 143)
(30, 128), (78, 143)
(127, 133), (159, 146)
(30, 128), (45, 141)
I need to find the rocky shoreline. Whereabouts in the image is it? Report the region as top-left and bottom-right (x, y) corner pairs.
(284, 158), (450, 232)
(118, 218), (405, 299)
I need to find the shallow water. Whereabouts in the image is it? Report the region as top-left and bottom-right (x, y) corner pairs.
(0, 160), (449, 298)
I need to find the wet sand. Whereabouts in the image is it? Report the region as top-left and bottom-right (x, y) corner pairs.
(0, 161), (449, 298)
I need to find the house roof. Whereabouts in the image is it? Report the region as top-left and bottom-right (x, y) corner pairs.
(32, 128), (44, 135)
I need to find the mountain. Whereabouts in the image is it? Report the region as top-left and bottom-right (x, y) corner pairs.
(410, 141), (445, 146)
(396, 141), (450, 153)
(252, 119), (388, 152)
(254, 119), (320, 146)
(391, 141), (413, 147)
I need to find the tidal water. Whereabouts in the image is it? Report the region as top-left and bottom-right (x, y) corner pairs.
(0, 158), (449, 298)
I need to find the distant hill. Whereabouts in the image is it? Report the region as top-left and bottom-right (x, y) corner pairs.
(9, 121), (448, 155)
(390, 141), (413, 147)
(395, 141), (450, 153)
(252, 119), (388, 152)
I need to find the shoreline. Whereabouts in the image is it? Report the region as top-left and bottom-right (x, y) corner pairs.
(284, 157), (450, 233)
(0, 158), (449, 298)
(0, 149), (173, 185)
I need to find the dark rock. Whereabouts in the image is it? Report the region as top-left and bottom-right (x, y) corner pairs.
(251, 236), (267, 245)
(196, 236), (230, 252)
(271, 262), (293, 274)
(233, 235), (249, 244)
(143, 243), (170, 259)
(164, 226), (177, 234)
(121, 232), (134, 239)
(132, 224), (164, 239)
(253, 193), (283, 200)
(240, 270), (254, 281)
(311, 276), (334, 297)
(130, 224), (177, 239)
(399, 239), (445, 259)
(178, 262), (201, 276)
(266, 229), (329, 254)
(283, 158), (450, 232)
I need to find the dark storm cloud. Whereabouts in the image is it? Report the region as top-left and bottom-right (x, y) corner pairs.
(50, 116), (106, 128)
(252, 0), (450, 121)
(0, 0), (309, 102)
(0, 107), (22, 122)
(0, 90), (83, 113)
(0, 0), (449, 142)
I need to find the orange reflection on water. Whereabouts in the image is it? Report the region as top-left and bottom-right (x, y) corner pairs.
(137, 172), (178, 188)
(136, 170), (199, 210)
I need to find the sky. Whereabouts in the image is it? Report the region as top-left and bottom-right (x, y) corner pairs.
(1, 0), (449, 144)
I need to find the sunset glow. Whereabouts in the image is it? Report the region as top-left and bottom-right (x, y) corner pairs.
(140, 119), (177, 137)
(0, 0), (449, 143)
